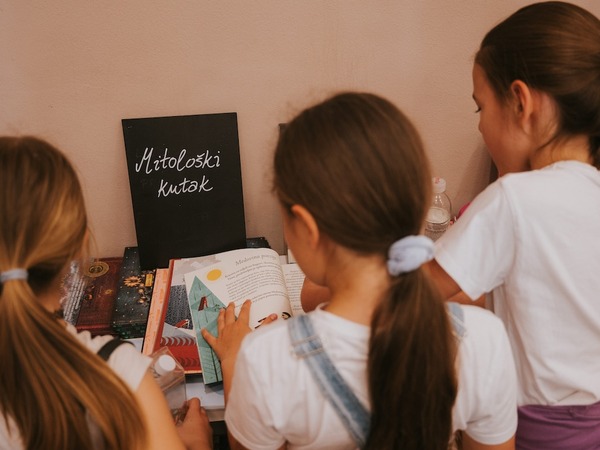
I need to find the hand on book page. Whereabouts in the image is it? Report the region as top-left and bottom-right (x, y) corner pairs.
(201, 300), (277, 365)
(201, 300), (277, 400)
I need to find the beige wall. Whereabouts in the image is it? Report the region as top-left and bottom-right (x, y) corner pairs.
(2, 1), (598, 259)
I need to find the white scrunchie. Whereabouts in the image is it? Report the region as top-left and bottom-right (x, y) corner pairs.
(0, 268), (28, 284)
(387, 235), (434, 276)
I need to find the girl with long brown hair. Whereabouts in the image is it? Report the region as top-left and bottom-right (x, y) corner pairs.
(0, 136), (212, 450)
(203, 92), (517, 449)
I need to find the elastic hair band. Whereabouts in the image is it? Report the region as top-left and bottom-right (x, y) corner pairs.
(0, 268), (29, 284)
(387, 235), (434, 276)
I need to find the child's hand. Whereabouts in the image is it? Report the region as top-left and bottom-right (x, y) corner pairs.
(176, 397), (213, 450)
(202, 300), (277, 378)
(201, 300), (252, 366)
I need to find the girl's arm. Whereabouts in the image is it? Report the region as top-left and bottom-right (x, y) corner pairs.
(176, 398), (214, 450)
(425, 259), (488, 306)
(135, 373), (213, 450)
(426, 259), (462, 298)
(201, 301), (280, 450)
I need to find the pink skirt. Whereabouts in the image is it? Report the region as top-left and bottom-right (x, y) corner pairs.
(516, 401), (600, 449)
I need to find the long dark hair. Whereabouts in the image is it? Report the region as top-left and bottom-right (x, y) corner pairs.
(475, 1), (600, 168)
(274, 93), (458, 449)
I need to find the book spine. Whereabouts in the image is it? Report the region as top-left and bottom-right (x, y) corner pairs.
(142, 267), (171, 355)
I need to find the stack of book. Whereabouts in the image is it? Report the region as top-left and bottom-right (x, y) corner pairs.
(142, 241), (305, 384)
(60, 247), (155, 339)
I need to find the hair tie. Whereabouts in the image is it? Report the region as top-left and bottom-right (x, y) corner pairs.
(387, 235), (434, 276)
(0, 268), (29, 284)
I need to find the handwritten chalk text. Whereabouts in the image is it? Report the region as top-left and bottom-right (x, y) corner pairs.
(135, 147), (220, 174)
(157, 175), (213, 198)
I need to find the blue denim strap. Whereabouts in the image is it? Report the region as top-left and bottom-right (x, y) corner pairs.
(287, 305), (463, 448)
(288, 315), (369, 448)
(447, 302), (466, 338)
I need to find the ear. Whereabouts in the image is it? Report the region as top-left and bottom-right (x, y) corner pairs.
(289, 204), (321, 250)
(510, 80), (534, 131)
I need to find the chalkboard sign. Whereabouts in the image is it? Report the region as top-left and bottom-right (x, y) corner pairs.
(122, 113), (246, 270)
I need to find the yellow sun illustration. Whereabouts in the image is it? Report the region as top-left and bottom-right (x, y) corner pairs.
(206, 269), (222, 281)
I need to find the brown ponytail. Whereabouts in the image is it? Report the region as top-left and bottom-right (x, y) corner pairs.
(367, 271), (457, 449)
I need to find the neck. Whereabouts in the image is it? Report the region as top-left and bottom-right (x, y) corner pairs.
(322, 250), (389, 325)
(530, 134), (591, 169)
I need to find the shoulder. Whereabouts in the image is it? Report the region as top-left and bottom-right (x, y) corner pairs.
(458, 305), (512, 355)
(65, 322), (114, 352)
(65, 324), (151, 391)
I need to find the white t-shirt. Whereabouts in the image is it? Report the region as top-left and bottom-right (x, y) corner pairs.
(0, 325), (151, 449)
(435, 161), (600, 406)
(225, 305), (517, 449)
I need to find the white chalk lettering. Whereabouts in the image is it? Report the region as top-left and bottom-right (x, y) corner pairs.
(135, 147), (155, 174)
(157, 175), (213, 198)
(136, 147), (221, 174)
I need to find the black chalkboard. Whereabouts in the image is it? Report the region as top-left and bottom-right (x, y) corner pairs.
(122, 113), (246, 270)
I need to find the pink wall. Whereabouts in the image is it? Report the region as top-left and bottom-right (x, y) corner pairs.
(1, 1), (598, 258)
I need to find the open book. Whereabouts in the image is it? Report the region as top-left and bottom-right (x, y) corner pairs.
(183, 247), (305, 384)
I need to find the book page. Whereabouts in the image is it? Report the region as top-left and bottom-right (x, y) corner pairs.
(184, 247), (292, 328)
(282, 263), (305, 316)
(183, 247), (293, 383)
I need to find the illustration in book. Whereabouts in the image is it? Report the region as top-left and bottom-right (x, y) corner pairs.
(188, 278), (225, 384)
(147, 258), (207, 374)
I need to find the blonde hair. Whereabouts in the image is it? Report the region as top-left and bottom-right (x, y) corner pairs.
(0, 136), (147, 449)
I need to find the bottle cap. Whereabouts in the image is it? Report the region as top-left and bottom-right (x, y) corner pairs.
(432, 177), (446, 194)
(155, 354), (177, 375)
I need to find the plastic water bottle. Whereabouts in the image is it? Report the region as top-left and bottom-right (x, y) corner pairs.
(425, 177), (452, 241)
(150, 347), (188, 424)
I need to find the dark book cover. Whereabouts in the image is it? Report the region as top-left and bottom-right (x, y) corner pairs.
(111, 247), (156, 339)
(122, 112), (246, 270)
(75, 257), (123, 337)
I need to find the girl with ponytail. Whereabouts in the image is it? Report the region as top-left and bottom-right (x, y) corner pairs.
(203, 92), (517, 449)
(0, 136), (211, 450)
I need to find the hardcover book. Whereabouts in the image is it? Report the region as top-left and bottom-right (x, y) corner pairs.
(73, 257), (123, 337)
(148, 258), (204, 374)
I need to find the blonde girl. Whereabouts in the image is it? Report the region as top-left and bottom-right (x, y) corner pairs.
(0, 136), (211, 450)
